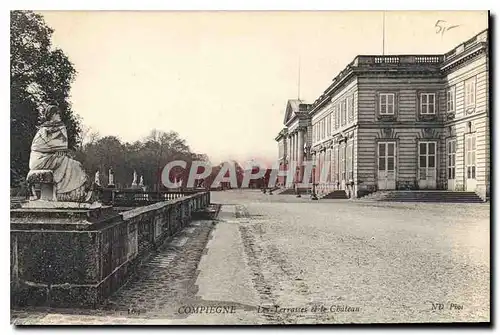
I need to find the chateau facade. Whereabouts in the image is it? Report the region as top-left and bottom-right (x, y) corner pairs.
(276, 29), (489, 199)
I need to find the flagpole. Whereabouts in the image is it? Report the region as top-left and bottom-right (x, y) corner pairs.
(297, 55), (301, 100)
(382, 11), (386, 55)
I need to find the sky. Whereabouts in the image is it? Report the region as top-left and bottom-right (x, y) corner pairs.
(39, 10), (488, 164)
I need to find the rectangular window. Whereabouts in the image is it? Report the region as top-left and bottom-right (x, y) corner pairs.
(446, 87), (455, 113)
(322, 119), (325, 139)
(336, 104), (341, 129)
(379, 93), (395, 115)
(346, 142), (353, 180)
(331, 109), (335, 132)
(465, 77), (476, 108)
(327, 114), (331, 136)
(333, 145), (339, 183)
(447, 139), (456, 179)
(341, 100), (346, 126)
(418, 142), (436, 180)
(347, 96), (354, 122)
(466, 135), (476, 179)
(340, 145), (346, 180)
(420, 93), (436, 115)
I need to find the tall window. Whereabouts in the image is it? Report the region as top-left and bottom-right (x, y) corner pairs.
(465, 77), (476, 108)
(347, 96), (354, 122)
(333, 145), (339, 182)
(341, 100), (346, 126)
(340, 144), (346, 181)
(420, 93), (436, 115)
(336, 104), (341, 129)
(379, 93), (395, 115)
(466, 135), (476, 179)
(321, 119), (325, 139)
(447, 139), (456, 180)
(446, 87), (455, 113)
(331, 109), (336, 131)
(346, 142), (353, 180)
(327, 114), (331, 136)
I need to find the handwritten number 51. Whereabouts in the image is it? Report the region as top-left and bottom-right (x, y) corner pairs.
(435, 20), (460, 36)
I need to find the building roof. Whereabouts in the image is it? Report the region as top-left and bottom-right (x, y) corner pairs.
(308, 29), (489, 115)
(283, 99), (310, 126)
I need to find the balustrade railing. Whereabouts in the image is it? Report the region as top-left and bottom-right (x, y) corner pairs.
(353, 55), (444, 67)
(101, 188), (200, 207)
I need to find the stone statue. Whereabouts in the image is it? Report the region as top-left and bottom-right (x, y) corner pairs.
(108, 168), (115, 187)
(139, 175), (144, 187)
(132, 170), (138, 187)
(95, 171), (101, 186)
(27, 105), (92, 202)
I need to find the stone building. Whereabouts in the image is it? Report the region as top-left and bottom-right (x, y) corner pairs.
(278, 99), (312, 188)
(276, 29), (489, 200)
(274, 128), (288, 186)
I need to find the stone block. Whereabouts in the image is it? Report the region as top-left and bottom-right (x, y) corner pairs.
(26, 170), (56, 201)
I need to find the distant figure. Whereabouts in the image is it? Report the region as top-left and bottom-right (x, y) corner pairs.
(28, 105), (91, 202)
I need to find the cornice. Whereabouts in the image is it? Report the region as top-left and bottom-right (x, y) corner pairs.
(441, 45), (487, 73)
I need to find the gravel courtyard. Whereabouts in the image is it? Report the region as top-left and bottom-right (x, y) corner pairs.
(210, 189), (490, 324)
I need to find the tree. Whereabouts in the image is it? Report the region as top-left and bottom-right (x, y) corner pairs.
(10, 10), (81, 186)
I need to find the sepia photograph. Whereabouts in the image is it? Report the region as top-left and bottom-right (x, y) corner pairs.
(9, 9), (490, 326)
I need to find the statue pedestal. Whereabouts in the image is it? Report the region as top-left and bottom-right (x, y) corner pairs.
(11, 200), (123, 308)
(26, 170), (56, 201)
(11, 192), (212, 309)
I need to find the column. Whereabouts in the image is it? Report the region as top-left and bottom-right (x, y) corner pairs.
(326, 148), (332, 190)
(284, 136), (288, 162)
(298, 129), (305, 170)
(320, 150), (324, 190)
(293, 131), (300, 182)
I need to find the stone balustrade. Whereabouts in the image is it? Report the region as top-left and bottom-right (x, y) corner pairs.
(10, 191), (211, 308)
(352, 55), (444, 67)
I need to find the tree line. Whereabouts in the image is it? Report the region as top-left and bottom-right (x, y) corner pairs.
(75, 129), (211, 190)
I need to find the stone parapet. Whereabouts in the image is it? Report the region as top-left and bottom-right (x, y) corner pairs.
(10, 191), (211, 308)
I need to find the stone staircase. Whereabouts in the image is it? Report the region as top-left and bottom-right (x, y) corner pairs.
(360, 190), (485, 203)
(319, 190), (349, 200)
